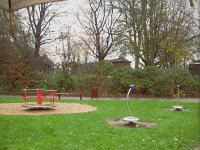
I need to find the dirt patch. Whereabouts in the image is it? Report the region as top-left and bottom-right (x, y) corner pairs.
(193, 144), (200, 150)
(0, 103), (96, 115)
(107, 119), (156, 128)
(163, 107), (191, 112)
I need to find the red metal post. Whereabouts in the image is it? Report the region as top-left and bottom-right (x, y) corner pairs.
(37, 89), (43, 105)
(91, 87), (98, 100)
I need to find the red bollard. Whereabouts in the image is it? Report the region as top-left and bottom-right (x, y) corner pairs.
(37, 89), (43, 105)
(91, 87), (98, 100)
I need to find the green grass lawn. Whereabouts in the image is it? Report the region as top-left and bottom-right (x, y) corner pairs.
(0, 97), (199, 150)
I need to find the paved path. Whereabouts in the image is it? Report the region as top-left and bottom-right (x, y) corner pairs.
(91, 97), (200, 103)
(0, 95), (199, 102)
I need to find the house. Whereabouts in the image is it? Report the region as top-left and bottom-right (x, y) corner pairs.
(189, 62), (200, 76)
(111, 56), (131, 68)
(68, 56), (132, 73)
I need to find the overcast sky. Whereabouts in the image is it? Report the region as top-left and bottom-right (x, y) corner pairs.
(40, 0), (123, 65)
(19, 0), (199, 66)
(50, 0), (200, 65)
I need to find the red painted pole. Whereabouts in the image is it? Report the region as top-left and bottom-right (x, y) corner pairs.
(37, 89), (43, 105)
(50, 91), (54, 105)
(23, 89), (29, 104)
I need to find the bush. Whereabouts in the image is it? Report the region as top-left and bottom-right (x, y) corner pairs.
(7, 61), (34, 92)
(2, 59), (199, 98)
(48, 71), (74, 92)
(110, 67), (134, 95)
(0, 75), (10, 94)
(70, 62), (116, 96)
(131, 66), (161, 96)
(154, 67), (199, 97)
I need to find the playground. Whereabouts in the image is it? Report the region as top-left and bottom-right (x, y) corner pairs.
(0, 94), (199, 150)
(0, 0), (199, 149)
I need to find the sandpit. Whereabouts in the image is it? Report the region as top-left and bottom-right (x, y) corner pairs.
(107, 119), (157, 128)
(0, 103), (96, 115)
(163, 107), (191, 112)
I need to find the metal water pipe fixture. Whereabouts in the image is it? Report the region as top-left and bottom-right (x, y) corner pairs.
(126, 84), (134, 116)
(122, 84), (139, 123)
(177, 84), (180, 102)
(172, 84), (183, 111)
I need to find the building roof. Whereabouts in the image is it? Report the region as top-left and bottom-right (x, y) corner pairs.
(111, 57), (131, 63)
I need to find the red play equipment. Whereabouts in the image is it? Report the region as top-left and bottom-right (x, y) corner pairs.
(22, 89), (57, 108)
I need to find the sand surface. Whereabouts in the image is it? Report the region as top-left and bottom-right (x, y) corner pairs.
(0, 103), (96, 115)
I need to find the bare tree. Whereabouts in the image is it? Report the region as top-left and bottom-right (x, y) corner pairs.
(55, 29), (83, 73)
(116, 0), (142, 68)
(189, 0), (194, 7)
(27, 3), (60, 58)
(76, 0), (120, 61)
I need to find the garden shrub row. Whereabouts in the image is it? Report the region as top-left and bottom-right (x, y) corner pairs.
(0, 62), (199, 98)
(50, 65), (199, 98)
